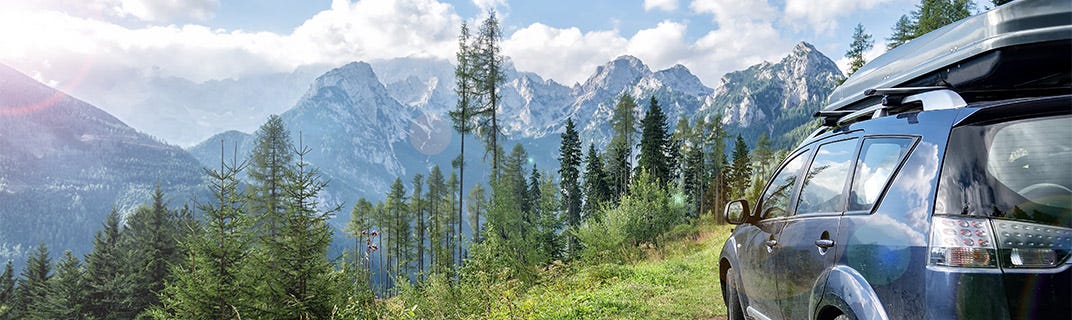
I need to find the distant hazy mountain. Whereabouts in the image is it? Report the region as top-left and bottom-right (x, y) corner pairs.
(0, 64), (205, 268)
(64, 64), (333, 147)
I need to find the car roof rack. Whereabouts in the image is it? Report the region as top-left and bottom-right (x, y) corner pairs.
(813, 87), (967, 129)
(823, 0), (1071, 113)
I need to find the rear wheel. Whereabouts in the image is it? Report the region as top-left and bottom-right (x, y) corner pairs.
(834, 314), (852, 320)
(725, 267), (745, 320)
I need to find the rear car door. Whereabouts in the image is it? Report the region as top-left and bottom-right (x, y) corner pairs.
(737, 149), (811, 320)
(775, 137), (859, 320)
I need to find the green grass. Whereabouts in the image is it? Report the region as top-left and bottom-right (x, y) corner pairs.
(509, 222), (734, 319)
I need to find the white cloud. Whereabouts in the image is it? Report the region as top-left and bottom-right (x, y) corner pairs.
(0, 0), (220, 23)
(784, 0), (903, 33)
(687, 0), (790, 82)
(689, 0), (777, 25)
(503, 23), (627, 85)
(643, 0), (678, 11)
(0, 0), (462, 84)
(625, 21), (689, 68)
(117, 0), (220, 22)
(471, 0), (506, 11)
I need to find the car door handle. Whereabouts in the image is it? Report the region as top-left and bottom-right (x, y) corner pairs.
(814, 239), (835, 248)
(765, 239), (778, 247)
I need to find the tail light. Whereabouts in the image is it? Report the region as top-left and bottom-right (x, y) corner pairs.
(993, 221), (1072, 268)
(929, 216), (997, 268)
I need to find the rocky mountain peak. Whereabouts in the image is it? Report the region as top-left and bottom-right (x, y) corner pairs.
(651, 64), (713, 97)
(306, 61), (388, 102)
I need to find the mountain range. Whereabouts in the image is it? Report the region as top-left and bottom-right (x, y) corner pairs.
(0, 41), (842, 268)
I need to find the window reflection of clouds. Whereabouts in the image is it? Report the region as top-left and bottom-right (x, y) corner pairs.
(884, 142), (940, 232)
(798, 139), (856, 213)
(851, 139), (914, 211)
(761, 151), (808, 218)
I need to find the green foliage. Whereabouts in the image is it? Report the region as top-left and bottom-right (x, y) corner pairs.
(467, 183), (488, 245)
(156, 146), (254, 319)
(637, 96), (673, 183)
(887, 15), (916, 49)
(35, 251), (85, 319)
(558, 118), (583, 258)
(13, 243), (51, 319)
(83, 210), (134, 319)
(497, 224), (734, 319)
(582, 144), (610, 221)
(845, 23), (875, 76)
(577, 170), (685, 265)
(472, 11), (507, 176)
(248, 114), (294, 242)
(0, 260), (14, 319)
(888, 0), (975, 49)
(124, 186), (187, 317)
(607, 94), (638, 200)
(727, 134), (753, 200)
(258, 142), (344, 319)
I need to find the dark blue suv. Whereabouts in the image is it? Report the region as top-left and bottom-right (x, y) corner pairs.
(718, 1), (1071, 319)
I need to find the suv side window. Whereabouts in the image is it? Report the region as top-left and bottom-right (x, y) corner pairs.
(849, 137), (915, 211)
(797, 139), (858, 214)
(758, 150), (809, 219)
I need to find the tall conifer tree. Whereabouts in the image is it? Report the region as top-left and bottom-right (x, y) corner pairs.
(84, 210), (133, 319)
(558, 119), (582, 258)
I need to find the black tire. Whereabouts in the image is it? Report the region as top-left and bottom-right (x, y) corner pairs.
(725, 267), (745, 320)
(834, 314), (852, 320)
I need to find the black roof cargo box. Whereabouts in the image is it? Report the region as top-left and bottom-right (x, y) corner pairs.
(825, 0), (1072, 112)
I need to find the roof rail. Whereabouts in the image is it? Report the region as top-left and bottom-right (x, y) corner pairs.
(814, 87), (967, 127)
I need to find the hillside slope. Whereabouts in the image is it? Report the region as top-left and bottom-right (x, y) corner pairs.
(0, 64), (205, 267)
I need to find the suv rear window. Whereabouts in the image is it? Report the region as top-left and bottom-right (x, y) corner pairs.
(936, 115), (1072, 228)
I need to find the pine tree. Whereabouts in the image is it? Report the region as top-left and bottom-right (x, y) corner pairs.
(728, 134), (753, 200)
(84, 209), (133, 319)
(346, 198), (375, 288)
(473, 11), (506, 177)
(125, 186), (184, 316)
(262, 137), (343, 319)
(637, 96), (672, 183)
(888, 0), (975, 49)
(36, 251), (84, 319)
(845, 23), (875, 76)
(450, 22), (475, 267)
(557, 118), (583, 258)
(410, 174), (426, 279)
(0, 260), (13, 320)
(914, 0), (974, 37)
(157, 142), (253, 319)
(248, 115), (294, 240)
(607, 94), (639, 200)
(467, 184), (488, 245)
(535, 173), (563, 263)
(582, 144), (610, 221)
(426, 167), (446, 275)
(13, 243), (51, 319)
(887, 15), (915, 49)
(385, 178), (408, 288)
(445, 172), (460, 272)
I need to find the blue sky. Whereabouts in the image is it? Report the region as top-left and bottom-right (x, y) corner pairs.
(0, 0), (991, 88)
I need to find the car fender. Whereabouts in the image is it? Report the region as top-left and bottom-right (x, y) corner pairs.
(818, 265), (889, 320)
(719, 232), (750, 309)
